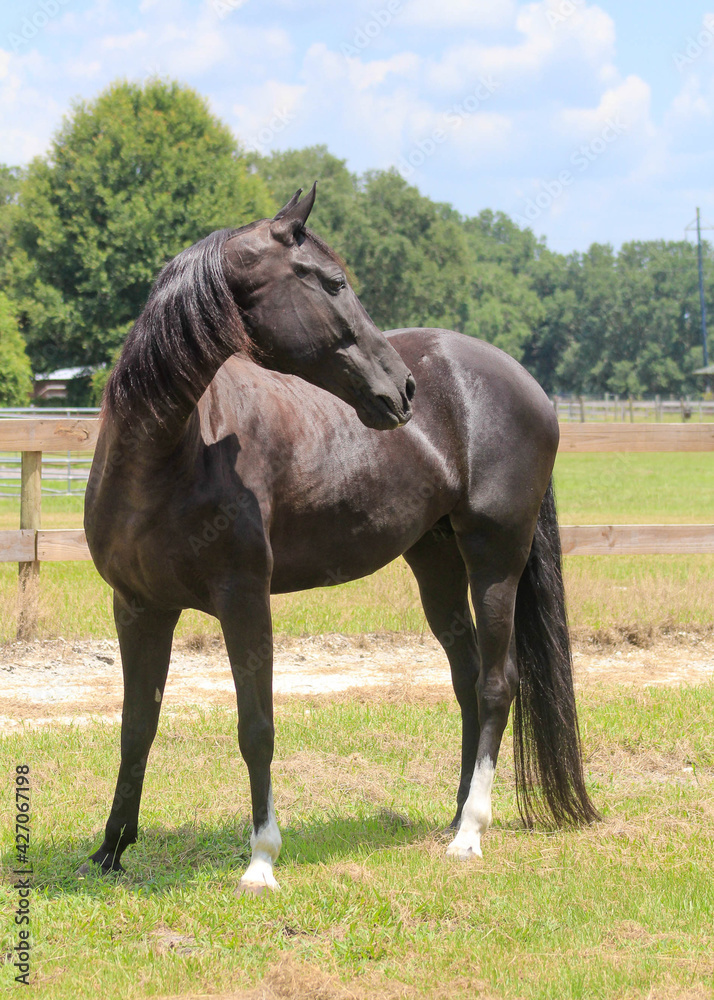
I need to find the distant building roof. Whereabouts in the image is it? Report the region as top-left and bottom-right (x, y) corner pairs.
(34, 367), (92, 381)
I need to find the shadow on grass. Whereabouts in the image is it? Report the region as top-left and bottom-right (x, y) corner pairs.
(18, 809), (444, 899)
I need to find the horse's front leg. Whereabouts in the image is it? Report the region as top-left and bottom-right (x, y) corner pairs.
(215, 576), (280, 894)
(81, 597), (180, 875)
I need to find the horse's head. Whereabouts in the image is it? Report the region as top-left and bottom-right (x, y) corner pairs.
(223, 185), (415, 430)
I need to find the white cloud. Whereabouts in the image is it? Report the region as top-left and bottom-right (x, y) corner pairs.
(400, 0), (516, 29)
(558, 75), (653, 140)
(65, 58), (102, 79)
(426, 0), (616, 92)
(0, 49), (64, 162)
(449, 112), (513, 158)
(668, 77), (711, 123)
(232, 80), (306, 150)
(100, 30), (149, 51)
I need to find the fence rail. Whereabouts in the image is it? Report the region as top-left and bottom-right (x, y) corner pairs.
(0, 418), (711, 563)
(1, 418), (713, 637)
(553, 395), (714, 423)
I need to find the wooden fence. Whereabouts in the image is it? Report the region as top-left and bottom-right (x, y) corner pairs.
(1, 417), (713, 635)
(552, 395), (714, 423)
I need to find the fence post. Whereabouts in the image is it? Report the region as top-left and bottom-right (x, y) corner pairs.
(18, 451), (42, 641)
(578, 395), (585, 422)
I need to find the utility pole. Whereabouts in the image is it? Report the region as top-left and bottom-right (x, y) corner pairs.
(686, 208), (713, 393)
(696, 208), (709, 369)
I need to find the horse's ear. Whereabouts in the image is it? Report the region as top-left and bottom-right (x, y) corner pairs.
(273, 189), (303, 219)
(270, 182), (317, 244)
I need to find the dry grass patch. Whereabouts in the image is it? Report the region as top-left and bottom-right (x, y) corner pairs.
(154, 954), (496, 1000)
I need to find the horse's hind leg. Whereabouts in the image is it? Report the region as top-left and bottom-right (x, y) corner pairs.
(445, 528), (528, 860)
(82, 595), (180, 874)
(403, 526), (480, 828)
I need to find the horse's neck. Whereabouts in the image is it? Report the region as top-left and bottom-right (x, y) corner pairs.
(96, 407), (204, 488)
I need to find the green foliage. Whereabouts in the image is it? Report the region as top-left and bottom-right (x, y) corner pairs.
(346, 170), (472, 332)
(4, 78), (274, 372)
(0, 291), (32, 405)
(527, 240), (712, 396)
(3, 96), (711, 394)
(256, 150), (533, 348)
(0, 164), (25, 271)
(256, 146), (712, 391)
(89, 348), (121, 405)
(250, 144), (358, 249)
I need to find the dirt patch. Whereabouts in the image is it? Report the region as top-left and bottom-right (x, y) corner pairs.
(1, 633), (713, 732)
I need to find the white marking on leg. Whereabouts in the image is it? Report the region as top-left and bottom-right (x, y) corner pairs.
(239, 786), (281, 893)
(446, 758), (495, 861)
(154, 688), (162, 703)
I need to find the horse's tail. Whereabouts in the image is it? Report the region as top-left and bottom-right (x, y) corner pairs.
(512, 479), (599, 827)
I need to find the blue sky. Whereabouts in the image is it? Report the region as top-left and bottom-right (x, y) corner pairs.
(2, 0), (714, 252)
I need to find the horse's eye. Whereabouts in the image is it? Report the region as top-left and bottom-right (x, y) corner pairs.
(328, 274), (346, 294)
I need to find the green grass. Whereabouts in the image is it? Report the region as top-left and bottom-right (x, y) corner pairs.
(1, 684), (712, 999)
(553, 452), (714, 524)
(0, 495), (85, 531)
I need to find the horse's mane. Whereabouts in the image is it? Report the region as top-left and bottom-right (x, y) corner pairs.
(104, 228), (251, 430)
(104, 222), (345, 432)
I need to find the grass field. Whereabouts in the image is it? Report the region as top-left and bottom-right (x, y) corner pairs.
(0, 452), (713, 643)
(1, 684), (712, 999)
(1, 457), (712, 999)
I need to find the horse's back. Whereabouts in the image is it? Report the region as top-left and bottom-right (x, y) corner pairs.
(386, 328), (558, 456)
(386, 328), (555, 424)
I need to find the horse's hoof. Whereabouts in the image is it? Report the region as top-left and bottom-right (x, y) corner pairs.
(77, 859), (125, 878)
(446, 834), (483, 861)
(237, 878), (278, 897)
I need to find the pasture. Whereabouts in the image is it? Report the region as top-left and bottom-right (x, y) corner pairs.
(1, 450), (713, 999)
(1, 688), (712, 999)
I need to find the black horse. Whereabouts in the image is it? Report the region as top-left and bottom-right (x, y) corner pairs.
(83, 186), (598, 892)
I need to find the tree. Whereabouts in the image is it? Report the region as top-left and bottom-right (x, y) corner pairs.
(462, 212), (546, 363)
(542, 240), (714, 396)
(5, 78), (274, 373)
(0, 292), (32, 405)
(253, 156), (548, 360)
(250, 145), (359, 252)
(0, 164), (25, 271)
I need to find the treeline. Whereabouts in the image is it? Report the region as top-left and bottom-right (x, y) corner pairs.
(0, 78), (711, 405)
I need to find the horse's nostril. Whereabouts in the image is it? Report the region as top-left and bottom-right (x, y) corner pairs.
(405, 374), (416, 402)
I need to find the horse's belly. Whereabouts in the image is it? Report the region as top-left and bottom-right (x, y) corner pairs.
(268, 530), (419, 593)
(268, 494), (441, 594)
